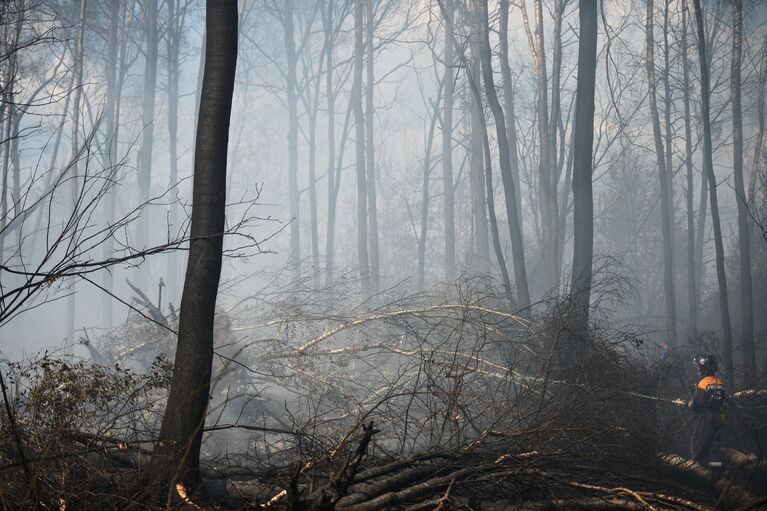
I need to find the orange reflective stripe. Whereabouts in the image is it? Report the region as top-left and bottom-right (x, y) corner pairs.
(696, 376), (724, 390)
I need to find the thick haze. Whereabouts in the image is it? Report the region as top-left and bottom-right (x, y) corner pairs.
(1, 0), (766, 362)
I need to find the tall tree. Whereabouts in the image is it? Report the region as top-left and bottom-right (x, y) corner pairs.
(499, 0), (522, 223)
(693, 0), (734, 383)
(138, 0), (158, 264)
(323, 0), (338, 287)
(354, 0), (371, 298)
(476, 0), (530, 308)
(681, 0), (698, 338)
(730, 0), (756, 385)
(284, 0), (300, 280)
(442, 0), (456, 282)
(149, 0), (238, 492)
(365, 0), (380, 293)
(166, 0), (186, 303)
(418, 81), (443, 290)
(569, 0), (598, 339)
(646, 0), (677, 344)
(67, 0), (86, 339)
(533, 0), (559, 297)
(101, 0), (120, 327)
(468, 54), (490, 272)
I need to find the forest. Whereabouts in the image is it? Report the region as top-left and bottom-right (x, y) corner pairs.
(1, 0), (767, 509)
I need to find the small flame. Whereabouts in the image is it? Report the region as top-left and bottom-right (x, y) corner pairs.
(175, 483), (202, 510)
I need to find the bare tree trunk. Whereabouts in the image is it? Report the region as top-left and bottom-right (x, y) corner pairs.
(365, 0), (380, 294)
(731, 0), (756, 386)
(534, 0), (558, 297)
(167, 0), (182, 304)
(693, 0), (734, 384)
(101, 0), (120, 327)
(419, 84), (443, 291)
(548, 0), (564, 293)
(682, 0), (697, 339)
(476, 0), (530, 308)
(662, 0), (677, 342)
(468, 58), (490, 272)
(646, 0), (677, 344)
(149, 0), (237, 493)
(0, 0), (23, 281)
(748, 35), (766, 203)
(569, 0), (597, 341)
(138, 0), (158, 265)
(481, 119), (514, 304)
(354, 0), (371, 298)
(284, 0), (300, 280)
(442, 0), (456, 282)
(308, 60), (321, 289)
(67, 0), (86, 340)
(499, 0), (521, 224)
(323, 0), (337, 287)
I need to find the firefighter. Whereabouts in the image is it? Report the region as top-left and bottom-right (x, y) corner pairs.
(688, 353), (727, 465)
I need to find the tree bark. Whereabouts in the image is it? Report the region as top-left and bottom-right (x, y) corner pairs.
(548, 0), (564, 294)
(476, 0), (530, 309)
(149, 0), (237, 494)
(354, 0), (371, 298)
(167, 0), (182, 304)
(442, 0), (456, 282)
(499, 0), (522, 226)
(468, 56), (490, 272)
(646, 0), (677, 344)
(284, 0), (301, 280)
(323, 0), (337, 287)
(693, 0), (734, 384)
(661, 0), (677, 343)
(365, 0), (380, 294)
(534, 0), (558, 297)
(138, 0), (158, 263)
(682, 0), (697, 339)
(67, 0), (86, 340)
(418, 83), (443, 291)
(730, 0), (756, 386)
(569, 0), (597, 341)
(101, 0), (120, 327)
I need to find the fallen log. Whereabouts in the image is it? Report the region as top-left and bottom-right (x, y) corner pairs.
(336, 464), (493, 511)
(659, 453), (754, 509)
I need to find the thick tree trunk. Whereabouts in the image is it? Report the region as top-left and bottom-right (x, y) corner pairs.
(354, 0), (371, 298)
(499, 0), (522, 225)
(730, 0), (756, 386)
(365, 0), (380, 294)
(646, 0), (677, 344)
(682, 0), (697, 339)
(442, 0), (456, 282)
(149, 0), (237, 494)
(569, 0), (597, 341)
(284, 0), (300, 280)
(693, 0), (734, 384)
(476, 0), (530, 309)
